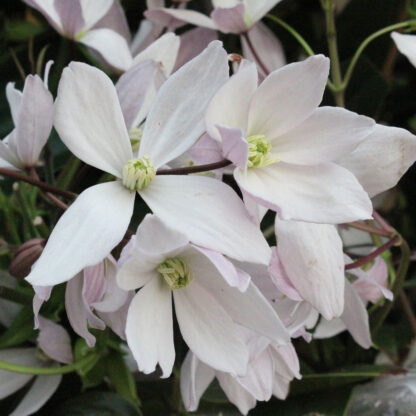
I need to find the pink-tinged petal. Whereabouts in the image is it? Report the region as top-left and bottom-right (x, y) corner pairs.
(235, 162), (373, 224)
(0, 134), (22, 169)
(206, 62), (257, 142)
(79, 0), (113, 31)
(195, 246), (251, 292)
(9, 374), (61, 416)
(139, 41), (229, 168)
(213, 0), (241, 7)
(244, 0), (283, 24)
(22, 0), (63, 33)
(83, 262), (106, 305)
(147, 0), (165, 9)
(94, 0), (130, 40)
(79, 29), (133, 72)
(117, 60), (163, 130)
(130, 20), (160, 56)
(314, 317), (347, 339)
(54, 0), (84, 38)
(145, 8), (217, 30)
(33, 285), (52, 329)
(187, 133), (223, 165)
(391, 32), (416, 68)
(341, 280), (372, 349)
(269, 247), (303, 301)
(337, 124), (416, 197)
(14, 75), (53, 167)
(185, 246), (289, 344)
(275, 220), (345, 320)
(54, 62), (133, 177)
(237, 348), (274, 401)
(242, 21), (285, 78)
(212, 4), (247, 34)
(247, 55), (330, 139)
(131, 33), (180, 77)
(217, 125), (248, 170)
(141, 175), (271, 264)
(37, 317), (73, 364)
(351, 257), (392, 303)
(26, 181), (135, 286)
(242, 192), (267, 225)
(271, 343), (301, 380)
(272, 374), (290, 400)
(66, 274), (105, 347)
(0, 349), (36, 399)
(174, 281), (249, 376)
(174, 27), (218, 72)
(6, 83), (23, 126)
(180, 352), (216, 412)
(273, 107), (375, 165)
(126, 278), (175, 378)
(217, 372), (257, 415)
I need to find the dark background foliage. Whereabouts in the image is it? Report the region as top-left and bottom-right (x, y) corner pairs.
(0, 0), (415, 415)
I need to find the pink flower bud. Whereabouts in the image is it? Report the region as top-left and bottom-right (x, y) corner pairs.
(9, 238), (45, 279)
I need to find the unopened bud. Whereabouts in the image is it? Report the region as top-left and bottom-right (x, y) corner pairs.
(229, 53), (243, 64)
(9, 238), (45, 279)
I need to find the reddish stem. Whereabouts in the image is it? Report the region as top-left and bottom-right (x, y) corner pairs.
(242, 32), (270, 76)
(157, 159), (232, 175)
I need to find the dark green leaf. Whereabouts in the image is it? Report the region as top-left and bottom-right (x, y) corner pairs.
(0, 306), (36, 348)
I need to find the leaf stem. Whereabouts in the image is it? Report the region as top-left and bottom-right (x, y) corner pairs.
(344, 221), (392, 238)
(242, 32), (270, 75)
(157, 159), (232, 175)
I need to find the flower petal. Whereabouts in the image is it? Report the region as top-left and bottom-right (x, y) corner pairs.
(6, 82), (23, 126)
(93, 0), (130, 40)
(206, 62), (257, 141)
(139, 40), (229, 167)
(79, 0), (113, 31)
(145, 8), (217, 30)
(141, 175), (271, 264)
(242, 21), (285, 78)
(174, 281), (249, 376)
(337, 124), (416, 197)
(78, 28), (133, 72)
(211, 4), (247, 34)
(126, 278), (175, 378)
(22, 0), (63, 32)
(26, 181), (135, 286)
(247, 55), (330, 139)
(54, 62), (133, 177)
(180, 351), (216, 412)
(235, 162), (372, 223)
(14, 75), (54, 167)
(273, 107), (375, 165)
(275, 220), (345, 320)
(217, 125), (248, 170)
(244, 0), (283, 24)
(54, 0), (84, 38)
(391, 32), (416, 68)
(10, 374), (61, 416)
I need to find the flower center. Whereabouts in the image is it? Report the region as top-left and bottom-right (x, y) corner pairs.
(122, 157), (156, 191)
(129, 127), (142, 152)
(157, 257), (194, 290)
(247, 134), (277, 168)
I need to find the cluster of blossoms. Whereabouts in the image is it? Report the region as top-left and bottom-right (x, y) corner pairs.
(1, 0), (416, 414)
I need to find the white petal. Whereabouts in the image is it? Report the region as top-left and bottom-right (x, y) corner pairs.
(247, 55), (330, 139)
(236, 162), (372, 224)
(180, 351), (215, 412)
(186, 246), (289, 343)
(14, 75), (54, 166)
(141, 175), (271, 264)
(272, 374), (290, 400)
(217, 372), (257, 415)
(10, 374), (61, 416)
(131, 33), (180, 77)
(211, 4), (247, 34)
(274, 107), (375, 165)
(26, 181), (135, 286)
(206, 62), (257, 142)
(242, 22), (286, 77)
(341, 280), (372, 349)
(275, 220), (345, 320)
(54, 62), (132, 177)
(314, 317), (346, 339)
(79, 0), (113, 31)
(54, 0), (84, 38)
(244, 0), (283, 23)
(145, 8), (217, 30)
(139, 41), (229, 167)
(391, 32), (416, 68)
(126, 278), (175, 377)
(0, 349), (37, 399)
(174, 281), (249, 376)
(22, 0), (63, 32)
(79, 29), (133, 72)
(337, 124), (416, 197)
(6, 82), (23, 126)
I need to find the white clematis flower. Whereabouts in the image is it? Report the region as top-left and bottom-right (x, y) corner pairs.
(26, 41), (270, 288)
(391, 32), (416, 69)
(118, 214), (289, 378)
(205, 56), (375, 224)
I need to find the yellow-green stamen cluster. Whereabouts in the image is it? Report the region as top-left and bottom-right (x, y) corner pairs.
(129, 127), (142, 152)
(247, 134), (274, 168)
(157, 257), (194, 290)
(122, 157), (156, 191)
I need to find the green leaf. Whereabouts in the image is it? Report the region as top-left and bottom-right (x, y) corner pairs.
(5, 20), (45, 41)
(54, 392), (142, 416)
(0, 307), (36, 348)
(104, 351), (141, 408)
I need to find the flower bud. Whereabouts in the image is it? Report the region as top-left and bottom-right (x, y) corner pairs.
(9, 238), (45, 279)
